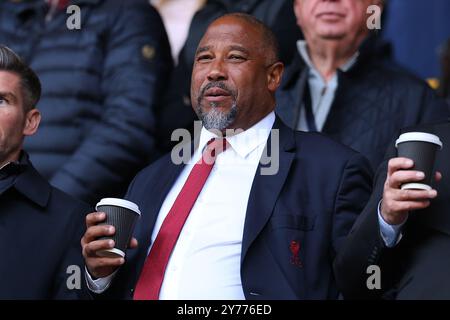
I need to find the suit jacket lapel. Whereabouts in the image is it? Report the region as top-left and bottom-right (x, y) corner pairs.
(133, 139), (198, 275)
(277, 52), (309, 130)
(241, 117), (296, 262)
(136, 162), (185, 248)
(322, 70), (347, 134)
(291, 68), (309, 129)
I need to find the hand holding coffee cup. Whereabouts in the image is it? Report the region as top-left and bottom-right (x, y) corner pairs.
(95, 198), (141, 258)
(380, 132), (443, 225)
(81, 198), (140, 279)
(395, 132), (443, 190)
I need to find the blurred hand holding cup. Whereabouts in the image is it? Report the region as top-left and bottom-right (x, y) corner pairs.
(95, 198), (141, 258)
(395, 132), (443, 190)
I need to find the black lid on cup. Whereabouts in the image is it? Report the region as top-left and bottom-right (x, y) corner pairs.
(395, 132), (443, 150)
(95, 198), (141, 216)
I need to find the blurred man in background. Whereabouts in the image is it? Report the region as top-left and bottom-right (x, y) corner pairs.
(276, 0), (449, 170)
(0, 0), (172, 205)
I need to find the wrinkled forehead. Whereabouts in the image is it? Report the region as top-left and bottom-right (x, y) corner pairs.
(197, 19), (263, 55)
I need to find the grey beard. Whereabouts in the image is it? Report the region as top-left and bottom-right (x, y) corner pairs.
(196, 101), (238, 130)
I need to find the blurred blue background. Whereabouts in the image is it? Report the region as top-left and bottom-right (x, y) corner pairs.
(383, 0), (450, 79)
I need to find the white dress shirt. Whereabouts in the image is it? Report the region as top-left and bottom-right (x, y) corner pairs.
(296, 40), (359, 132)
(87, 112), (276, 299)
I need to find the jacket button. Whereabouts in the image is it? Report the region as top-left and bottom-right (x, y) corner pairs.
(142, 45), (155, 60)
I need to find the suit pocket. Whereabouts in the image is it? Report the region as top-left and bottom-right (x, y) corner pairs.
(269, 214), (316, 231)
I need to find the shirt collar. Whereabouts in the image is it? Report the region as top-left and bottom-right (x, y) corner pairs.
(5, 151), (51, 207)
(198, 111), (276, 159)
(297, 40), (359, 73)
(0, 152), (28, 180)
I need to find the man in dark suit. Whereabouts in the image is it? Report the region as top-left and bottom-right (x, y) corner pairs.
(0, 45), (90, 299)
(276, 0), (449, 170)
(334, 121), (450, 299)
(81, 13), (373, 300)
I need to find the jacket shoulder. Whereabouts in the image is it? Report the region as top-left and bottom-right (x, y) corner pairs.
(293, 130), (373, 175)
(364, 60), (433, 92)
(400, 121), (450, 134)
(50, 187), (92, 213)
(128, 152), (175, 187)
(294, 130), (363, 160)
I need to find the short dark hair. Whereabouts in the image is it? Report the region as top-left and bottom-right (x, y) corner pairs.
(0, 45), (41, 111)
(219, 13), (280, 64)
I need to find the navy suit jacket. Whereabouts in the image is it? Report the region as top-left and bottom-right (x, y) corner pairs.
(98, 117), (372, 299)
(0, 154), (91, 299)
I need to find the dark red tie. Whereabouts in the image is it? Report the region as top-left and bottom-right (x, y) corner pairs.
(133, 138), (229, 300)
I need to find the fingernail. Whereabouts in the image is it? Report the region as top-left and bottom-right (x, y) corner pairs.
(108, 240), (114, 247)
(406, 159), (414, 166)
(429, 190), (437, 197)
(416, 172), (425, 178)
(98, 212), (105, 218)
(119, 258), (125, 264)
(109, 226), (115, 234)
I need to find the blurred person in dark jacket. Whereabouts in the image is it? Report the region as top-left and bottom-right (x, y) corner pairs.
(155, 0), (303, 153)
(0, 45), (90, 299)
(150, 0), (207, 64)
(276, 0), (449, 170)
(0, 0), (173, 205)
